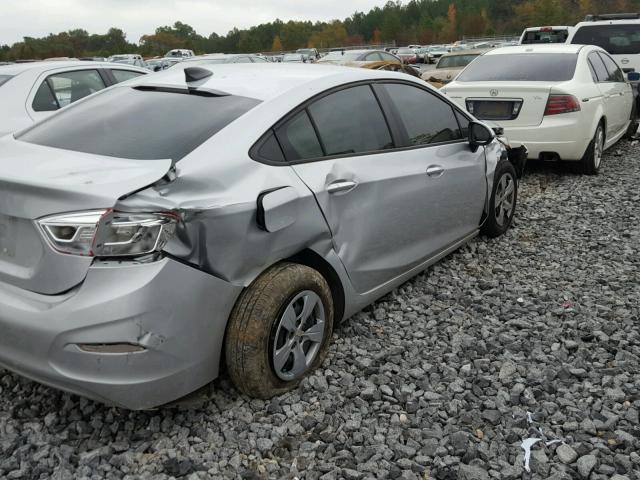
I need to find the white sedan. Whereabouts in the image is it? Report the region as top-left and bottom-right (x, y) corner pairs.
(0, 61), (149, 137)
(442, 44), (636, 174)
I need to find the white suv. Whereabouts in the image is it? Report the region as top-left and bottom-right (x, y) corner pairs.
(568, 14), (640, 73)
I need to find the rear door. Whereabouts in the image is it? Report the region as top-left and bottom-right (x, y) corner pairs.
(28, 68), (108, 121)
(588, 51), (625, 136)
(283, 83), (484, 293)
(598, 51), (633, 134)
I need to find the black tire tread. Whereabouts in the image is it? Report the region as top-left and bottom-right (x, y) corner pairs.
(481, 160), (518, 238)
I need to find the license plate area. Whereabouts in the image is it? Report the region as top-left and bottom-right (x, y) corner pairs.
(0, 214), (17, 259)
(467, 99), (523, 121)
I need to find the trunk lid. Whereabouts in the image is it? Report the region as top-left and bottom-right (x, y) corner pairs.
(444, 82), (562, 127)
(0, 136), (171, 294)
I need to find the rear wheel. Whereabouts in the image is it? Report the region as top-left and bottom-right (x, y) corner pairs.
(580, 123), (604, 175)
(225, 262), (334, 398)
(481, 161), (518, 238)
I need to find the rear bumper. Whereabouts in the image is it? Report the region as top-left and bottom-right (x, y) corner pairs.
(0, 258), (242, 409)
(502, 114), (590, 161)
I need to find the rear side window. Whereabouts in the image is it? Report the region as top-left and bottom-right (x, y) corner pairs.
(32, 70), (106, 112)
(307, 85), (393, 156)
(588, 52), (609, 82)
(111, 69), (145, 83)
(383, 83), (463, 145)
(457, 54), (577, 82)
(521, 29), (569, 44)
(276, 111), (323, 161)
(365, 52), (383, 61)
(572, 24), (640, 55)
(0, 75), (13, 87)
(19, 87), (260, 161)
(598, 52), (625, 82)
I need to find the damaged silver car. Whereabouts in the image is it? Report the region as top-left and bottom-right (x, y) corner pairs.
(0, 64), (519, 409)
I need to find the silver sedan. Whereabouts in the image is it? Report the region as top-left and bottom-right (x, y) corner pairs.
(0, 64), (519, 409)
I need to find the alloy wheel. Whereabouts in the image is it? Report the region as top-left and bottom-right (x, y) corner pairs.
(494, 173), (515, 227)
(272, 290), (326, 381)
(594, 127), (604, 169)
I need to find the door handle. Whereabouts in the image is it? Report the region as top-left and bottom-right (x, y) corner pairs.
(327, 180), (357, 194)
(426, 165), (445, 177)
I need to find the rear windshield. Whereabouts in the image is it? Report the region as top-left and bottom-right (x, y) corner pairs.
(457, 53), (577, 82)
(522, 29), (569, 44)
(572, 24), (640, 55)
(438, 54), (479, 68)
(18, 86), (260, 161)
(0, 75), (13, 87)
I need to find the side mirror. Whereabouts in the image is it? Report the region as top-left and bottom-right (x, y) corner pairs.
(469, 121), (495, 151)
(628, 72), (640, 82)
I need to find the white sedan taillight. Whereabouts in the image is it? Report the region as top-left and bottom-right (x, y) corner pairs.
(38, 210), (178, 257)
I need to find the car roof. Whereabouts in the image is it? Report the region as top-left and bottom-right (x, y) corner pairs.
(484, 44), (585, 55)
(0, 60), (145, 76)
(129, 63), (414, 101)
(576, 19), (640, 26)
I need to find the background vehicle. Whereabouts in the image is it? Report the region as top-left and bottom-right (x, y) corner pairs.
(0, 64), (517, 409)
(422, 49), (489, 86)
(165, 49), (195, 58)
(0, 61), (148, 136)
(108, 54), (148, 69)
(146, 58), (173, 71)
(316, 49), (401, 67)
(519, 26), (572, 44)
(569, 13), (640, 74)
(443, 44), (635, 174)
(173, 54), (269, 67)
(395, 47), (418, 64)
(296, 48), (320, 61)
(427, 45), (449, 63)
(282, 53), (307, 63)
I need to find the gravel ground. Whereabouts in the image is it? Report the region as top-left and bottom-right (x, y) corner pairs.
(1, 142), (639, 480)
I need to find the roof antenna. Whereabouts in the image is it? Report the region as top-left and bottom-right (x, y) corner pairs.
(184, 67), (212, 83)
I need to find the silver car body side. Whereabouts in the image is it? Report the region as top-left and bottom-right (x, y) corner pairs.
(0, 65), (503, 408)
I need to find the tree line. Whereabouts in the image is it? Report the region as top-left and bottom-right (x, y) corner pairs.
(1, 0), (638, 61)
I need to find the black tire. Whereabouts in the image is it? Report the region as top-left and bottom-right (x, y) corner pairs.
(624, 120), (638, 139)
(225, 262), (334, 398)
(580, 122), (604, 175)
(481, 161), (518, 238)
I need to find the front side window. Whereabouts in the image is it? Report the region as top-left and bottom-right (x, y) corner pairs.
(383, 83), (463, 145)
(32, 69), (106, 112)
(365, 52), (383, 61)
(598, 52), (625, 82)
(111, 69), (145, 83)
(307, 85), (393, 156)
(379, 52), (399, 62)
(20, 87), (260, 161)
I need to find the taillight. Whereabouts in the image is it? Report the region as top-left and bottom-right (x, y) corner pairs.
(38, 210), (178, 257)
(544, 95), (581, 116)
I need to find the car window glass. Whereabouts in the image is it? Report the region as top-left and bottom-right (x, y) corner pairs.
(454, 110), (470, 138)
(20, 87), (261, 161)
(32, 81), (59, 112)
(256, 131), (285, 162)
(379, 52), (398, 62)
(234, 57), (253, 63)
(383, 83), (463, 145)
(307, 85), (393, 156)
(457, 53), (577, 82)
(0, 75), (13, 87)
(365, 52), (383, 61)
(598, 52), (625, 82)
(252, 57), (268, 63)
(276, 110), (323, 161)
(111, 69), (145, 83)
(572, 24), (640, 55)
(586, 58), (599, 82)
(41, 70), (106, 109)
(588, 52), (610, 82)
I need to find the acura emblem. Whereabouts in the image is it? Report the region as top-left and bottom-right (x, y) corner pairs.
(490, 89), (499, 97)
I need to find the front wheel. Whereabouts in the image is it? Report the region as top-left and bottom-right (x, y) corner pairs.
(225, 262), (334, 398)
(481, 161), (518, 238)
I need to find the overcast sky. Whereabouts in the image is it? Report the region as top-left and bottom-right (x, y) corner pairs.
(0, 0), (386, 45)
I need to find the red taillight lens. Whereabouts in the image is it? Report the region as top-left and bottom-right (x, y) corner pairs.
(540, 27), (553, 32)
(544, 95), (581, 116)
